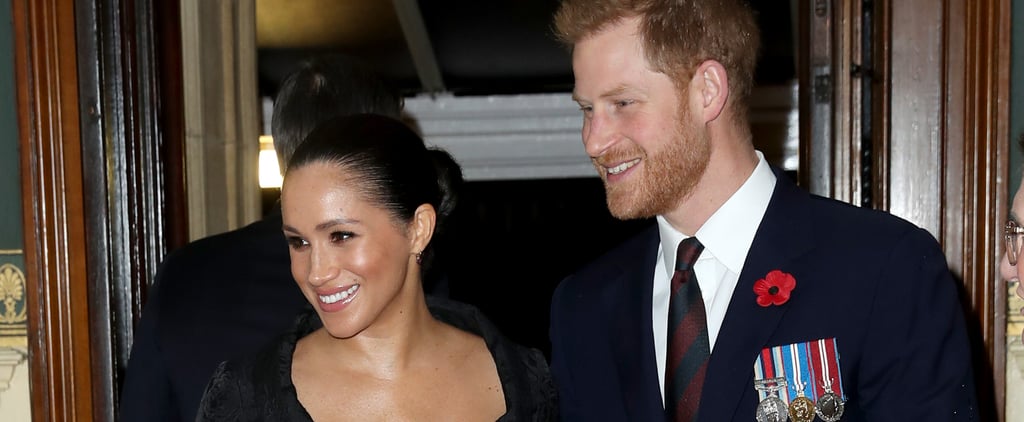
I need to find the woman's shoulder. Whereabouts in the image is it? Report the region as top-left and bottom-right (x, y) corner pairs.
(195, 346), (283, 420)
(195, 310), (318, 421)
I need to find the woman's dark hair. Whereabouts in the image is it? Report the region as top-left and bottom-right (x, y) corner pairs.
(285, 113), (462, 272)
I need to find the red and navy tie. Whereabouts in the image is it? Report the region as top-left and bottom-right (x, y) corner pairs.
(665, 237), (709, 421)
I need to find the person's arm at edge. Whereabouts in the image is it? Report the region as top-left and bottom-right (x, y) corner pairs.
(118, 272), (178, 422)
(549, 276), (582, 421)
(856, 227), (976, 419)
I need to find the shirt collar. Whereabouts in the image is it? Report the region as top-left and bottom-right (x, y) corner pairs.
(658, 151), (777, 274)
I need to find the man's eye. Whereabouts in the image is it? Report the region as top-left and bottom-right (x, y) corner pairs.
(615, 99), (634, 108)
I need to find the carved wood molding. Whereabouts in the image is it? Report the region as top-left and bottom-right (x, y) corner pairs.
(75, 0), (179, 417)
(13, 0), (94, 419)
(942, 0), (1011, 417)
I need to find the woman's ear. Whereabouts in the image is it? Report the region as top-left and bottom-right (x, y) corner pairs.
(410, 203), (437, 255)
(690, 59), (730, 124)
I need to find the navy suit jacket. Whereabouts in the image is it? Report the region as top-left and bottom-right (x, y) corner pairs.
(118, 210), (311, 422)
(549, 171), (977, 421)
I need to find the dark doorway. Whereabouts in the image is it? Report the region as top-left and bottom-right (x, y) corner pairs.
(442, 177), (653, 357)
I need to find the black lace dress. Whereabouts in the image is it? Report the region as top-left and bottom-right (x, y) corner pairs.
(195, 297), (558, 421)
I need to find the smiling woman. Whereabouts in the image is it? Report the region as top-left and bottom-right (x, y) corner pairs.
(195, 113), (558, 421)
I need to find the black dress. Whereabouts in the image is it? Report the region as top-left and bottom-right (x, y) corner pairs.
(195, 297), (558, 421)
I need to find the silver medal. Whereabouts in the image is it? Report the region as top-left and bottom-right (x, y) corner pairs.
(756, 395), (789, 422)
(814, 339), (845, 422)
(815, 389), (845, 422)
(754, 377), (789, 422)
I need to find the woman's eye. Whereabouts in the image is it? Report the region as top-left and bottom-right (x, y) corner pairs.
(330, 231), (354, 243)
(286, 236), (309, 250)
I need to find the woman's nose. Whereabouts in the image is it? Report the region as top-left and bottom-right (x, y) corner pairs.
(307, 248), (339, 286)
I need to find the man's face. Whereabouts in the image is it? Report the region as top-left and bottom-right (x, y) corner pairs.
(1000, 177), (1024, 338)
(571, 16), (710, 220)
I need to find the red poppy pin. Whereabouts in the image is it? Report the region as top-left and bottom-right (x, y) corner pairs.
(753, 270), (796, 307)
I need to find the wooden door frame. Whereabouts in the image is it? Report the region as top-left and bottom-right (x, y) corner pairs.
(15, 0), (93, 418)
(15, 0), (186, 418)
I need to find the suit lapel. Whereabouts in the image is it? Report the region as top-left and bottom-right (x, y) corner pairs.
(605, 225), (666, 421)
(699, 172), (816, 421)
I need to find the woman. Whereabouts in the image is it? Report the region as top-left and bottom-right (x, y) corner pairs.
(196, 114), (557, 420)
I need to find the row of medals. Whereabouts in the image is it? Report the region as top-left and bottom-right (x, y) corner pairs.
(754, 377), (844, 422)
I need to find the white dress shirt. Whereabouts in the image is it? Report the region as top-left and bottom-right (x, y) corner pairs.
(653, 151), (777, 403)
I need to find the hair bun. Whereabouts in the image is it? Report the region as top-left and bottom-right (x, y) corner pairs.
(426, 148), (463, 226)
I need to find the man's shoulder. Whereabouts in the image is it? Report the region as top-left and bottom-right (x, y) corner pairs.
(554, 223), (658, 301)
(804, 193), (926, 241)
(148, 214), (297, 312)
(164, 216), (283, 263)
(155, 216), (287, 280)
(790, 194), (947, 276)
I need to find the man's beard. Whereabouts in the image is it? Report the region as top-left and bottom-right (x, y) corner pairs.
(601, 108), (711, 220)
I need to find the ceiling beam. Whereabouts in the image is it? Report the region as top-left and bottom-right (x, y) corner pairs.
(390, 0), (446, 94)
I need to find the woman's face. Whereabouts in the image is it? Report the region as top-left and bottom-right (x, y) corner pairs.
(281, 161), (429, 339)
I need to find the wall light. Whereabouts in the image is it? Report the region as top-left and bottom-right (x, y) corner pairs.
(258, 135), (283, 189)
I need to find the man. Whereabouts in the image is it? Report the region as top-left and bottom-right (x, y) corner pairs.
(1001, 133), (1024, 341)
(118, 54), (404, 421)
(548, 1), (977, 420)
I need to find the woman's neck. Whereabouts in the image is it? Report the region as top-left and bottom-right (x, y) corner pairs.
(311, 292), (449, 379)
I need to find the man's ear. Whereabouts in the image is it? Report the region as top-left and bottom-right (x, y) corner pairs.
(690, 60), (730, 124)
(410, 203), (437, 255)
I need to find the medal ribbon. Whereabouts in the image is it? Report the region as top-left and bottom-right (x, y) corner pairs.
(784, 342), (815, 402)
(808, 338), (846, 400)
(754, 346), (789, 402)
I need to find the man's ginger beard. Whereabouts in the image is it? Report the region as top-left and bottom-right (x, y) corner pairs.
(598, 97), (711, 220)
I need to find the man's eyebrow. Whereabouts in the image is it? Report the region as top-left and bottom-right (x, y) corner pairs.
(572, 85), (632, 103)
(598, 86), (630, 99)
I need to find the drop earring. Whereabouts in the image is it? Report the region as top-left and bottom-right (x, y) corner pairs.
(415, 252), (423, 265)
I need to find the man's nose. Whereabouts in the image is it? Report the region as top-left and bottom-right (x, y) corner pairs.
(582, 112), (617, 158)
(1000, 249), (1018, 282)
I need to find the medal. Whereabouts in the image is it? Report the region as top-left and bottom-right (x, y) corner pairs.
(754, 377), (789, 422)
(786, 344), (815, 422)
(789, 396), (815, 422)
(815, 390), (844, 422)
(756, 395), (789, 422)
(813, 339), (846, 422)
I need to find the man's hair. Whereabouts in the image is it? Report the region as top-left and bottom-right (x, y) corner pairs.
(553, 0), (760, 114)
(271, 54), (404, 169)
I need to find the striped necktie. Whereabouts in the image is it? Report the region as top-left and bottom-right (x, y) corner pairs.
(665, 237), (709, 421)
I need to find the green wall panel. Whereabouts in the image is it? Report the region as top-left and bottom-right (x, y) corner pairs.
(1012, 0), (1023, 194)
(0, 0), (22, 248)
